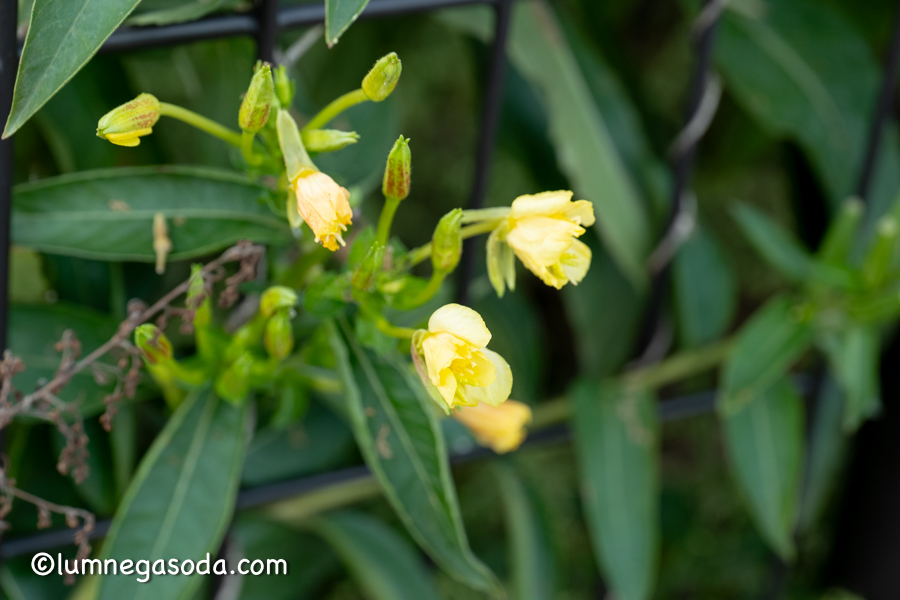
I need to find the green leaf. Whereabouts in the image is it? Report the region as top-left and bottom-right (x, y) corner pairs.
(9, 247), (49, 304)
(672, 224), (737, 347)
(798, 375), (848, 533)
(3, 0), (143, 137)
(507, 1), (650, 287)
(562, 232), (645, 377)
(716, 0), (900, 216)
(732, 203), (814, 283)
(310, 511), (442, 600)
(325, 0), (370, 47)
(495, 463), (555, 600)
(241, 402), (356, 487)
(9, 304), (116, 415)
(719, 296), (814, 415)
(96, 387), (251, 600)
(820, 325), (881, 431)
(721, 378), (804, 560)
(13, 166), (289, 262)
(327, 318), (501, 595)
(126, 0), (241, 26)
(571, 380), (659, 600)
(232, 516), (340, 600)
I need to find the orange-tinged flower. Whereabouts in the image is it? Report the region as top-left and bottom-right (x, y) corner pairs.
(453, 400), (532, 453)
(292, 171), (352, 251)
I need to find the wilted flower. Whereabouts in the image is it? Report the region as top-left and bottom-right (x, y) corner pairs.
(97, 93), (160, 147)
(453, 400), (532, 453)
(277, 109), (353, 251)
(412, 304), (512, 409)
(487, 191), (594, 296)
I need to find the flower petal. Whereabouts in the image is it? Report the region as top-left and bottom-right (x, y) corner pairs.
(560, 238), (592, 285)
(506, 217), (581, 266)
(563, 200), (595, 227)
(428, 304), (492, 348)
(486, 225), (515, 298)
(510, 191), (573, 219)
(462, 348), (512, 407)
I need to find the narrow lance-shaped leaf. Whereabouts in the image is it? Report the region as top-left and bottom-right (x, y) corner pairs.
(820, 326), (881, 432)
(13, 166), (289, 262)
(721, 378), (804, 560)
(495, 463), (555, 600)
(309, 511), (441, 600)
(507, 1), (650, 287)
(4, 0), (143, 137)
(96, 387), (251, 600)
(672, 224), (737, 348)
(326, 0), (371, 47)
(327, 319), (501, 596)
(719, 295), (814, 415)
(572, 380), (659, 600)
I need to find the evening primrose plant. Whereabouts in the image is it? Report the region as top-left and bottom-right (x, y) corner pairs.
(96, 52), (595, 454)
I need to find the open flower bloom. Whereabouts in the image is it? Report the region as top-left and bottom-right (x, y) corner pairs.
(487, 191), (594, 296)
(292, 170), (352, 251)
(453, 400), (532, 454)
(412, 304), (512, 410)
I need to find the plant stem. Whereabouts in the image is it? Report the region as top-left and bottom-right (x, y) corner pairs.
(375, 196), (402, 246)
(241, 130), (263, 165)
(159, 103), (243, 147)
(302, 88), (369, 132)
(408, 270), (446, 307)
(621, 337), (734, 390)
(375, 317), (416, 339)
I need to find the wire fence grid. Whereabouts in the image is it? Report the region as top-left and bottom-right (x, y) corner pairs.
(0, 0), (899, 581)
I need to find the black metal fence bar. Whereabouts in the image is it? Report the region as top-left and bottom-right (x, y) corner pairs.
(0, 0), (16, 352)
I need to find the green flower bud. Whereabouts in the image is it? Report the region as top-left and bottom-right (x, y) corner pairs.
(432, 208), (463, 273)
(862, 216), (898, 289)
(215, 351), (254, 404)
(265, 309), (295, 360)
(277, 109), (315, 182)
(134, 324), (173, 365)
(351, 242), (386, 293)
(239, 63), (275, 133)
(186, 265), (211, 328)
(382, 135), (411, 200)
(97, 93), (160, 147)
(302, 129), (360, 153)
(819, 197), (864, 266)
(260, 286), (299, 318)
(362, 52), (402, 102)
(274, 65), (295, 107)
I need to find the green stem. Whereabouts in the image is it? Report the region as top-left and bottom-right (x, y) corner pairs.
(302, 88), (369, 132)
(408, 270), (446, 308)
(621, 337), (734, 390)
(376, 196), (402, 246)
(375, 317), (416, 339)
(406, 219), (503, 268)
(461, 207), (510, 224)
(159, 103), (243, 147)
(241, 130), (263, 165)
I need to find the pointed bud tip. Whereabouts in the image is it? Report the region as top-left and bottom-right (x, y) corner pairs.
(383, 135), (411, 200)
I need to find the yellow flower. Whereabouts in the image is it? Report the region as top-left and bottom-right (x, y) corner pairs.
(292, 170), (353, 251)
(412, 304), (512, 409)
(453, 400), (532, 454)
(487, 191), (594, 296)
(96, 93), (160, 147)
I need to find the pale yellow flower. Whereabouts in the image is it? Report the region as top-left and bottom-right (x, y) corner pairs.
(487, 191), (594, 296)
(412, 304), (512, 409)
(292, 171), (352, 251)
(96, 93), (160, 147)
(453, 400), (532, 454)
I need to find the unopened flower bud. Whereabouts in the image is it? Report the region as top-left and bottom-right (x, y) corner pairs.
(239, 63), (275, 133)
(274, 65), (295, 108)
(302, 129), (359, 153)
(362, 52), (401, 102)
(97, 93), (161, 147)
(215, 351), (254, 404)
(383, 135), (411, 200)
(260, 286), (298, 318)
(134, 324), (173, 365)
(351, 242), (385, 292)
(265, 309), (295, 360)
(432, 209), (463, 273)
(186, 265), (211, 328)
